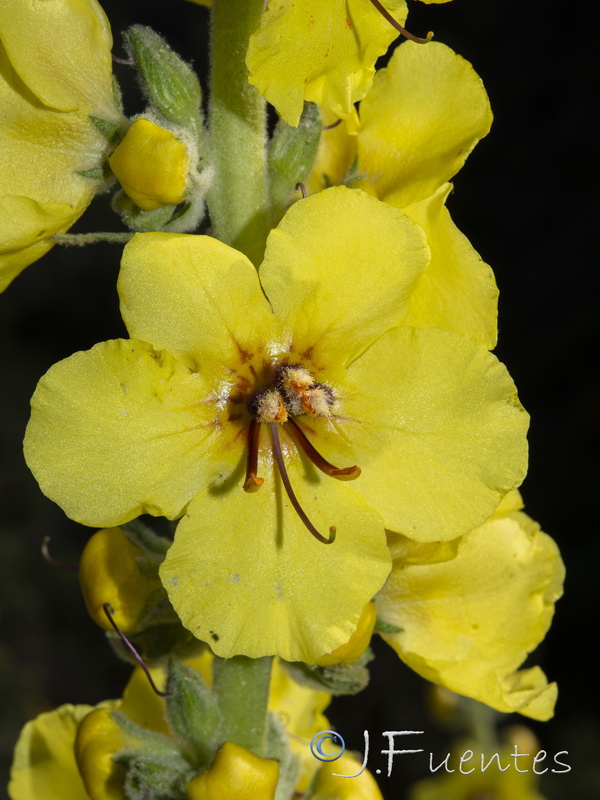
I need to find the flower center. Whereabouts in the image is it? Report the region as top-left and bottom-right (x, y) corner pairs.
(243, 364), (360, 544)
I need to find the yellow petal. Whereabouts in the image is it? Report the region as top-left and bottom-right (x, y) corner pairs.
(402, 184), (498, 349)
(312, 754), (384, 799)
(185, 742), (279, 800)
(316, 601), (377, 666)
(304, 108), (359, 196)
(0, 0), (115, 113)
(0, 196), (81, 292)
(79, 527), (163, 633)
(160, 452), (390, 663)
(74, 708), (127, 800)
(376, 512), (565, 719)
(119, 233), (278, 380)
(358, 41), (492, 207)
(9, 705), (93, 800)
(109, 119), (190, 211)
(340, 326), (529, 541)
(24, 339), (221, 526)
(259, 186), (429, 366)
(247, 0), (408, 126)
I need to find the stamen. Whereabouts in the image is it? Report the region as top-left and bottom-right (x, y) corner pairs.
(244, 418), (265, 493)
(285, 418), (361, 481)
(41, 536), (79, 572)
(368, 0), (434, 43)
(323, 119), (342, 130)
(295, 182), (308, 199)
(103, 603), (171, 697)
(270, 423), (336, 544)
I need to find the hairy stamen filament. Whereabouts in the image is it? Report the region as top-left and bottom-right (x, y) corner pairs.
(285, 418), (361, 480)
(368, 0), (434, 43)
(102, 603), (171, 697)
(270, 423), (336, 545)
(244, 417), (265, 492)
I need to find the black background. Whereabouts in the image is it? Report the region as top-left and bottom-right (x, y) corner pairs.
(1, 0), (597, 796)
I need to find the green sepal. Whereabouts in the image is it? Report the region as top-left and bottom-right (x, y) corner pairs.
(374, 617), (404, 634)
(165, 659), (223, 768)
(112, 190), (205, 233)
(77, 164), (111, 181)
(121, 519), (171, 559)
(111, 711), (187, 763)
(124, 25), (204, 147)
(90, 115), (123, 146)
(107, 620), (205, 663)
(282, 649), (374, 696)
(265, 713), (300, 800)
(112, 74), (125, 115)
(268, 102), (322, 221)
(122, 754), (194, 800)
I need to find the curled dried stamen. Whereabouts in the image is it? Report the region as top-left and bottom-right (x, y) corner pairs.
(323, 118), (342, 130)
(295, 182), (308, 199)
(111, 54), (134, 66)
(244, 418), (265, 493)
(368, 0), (434, 43)
(41, 536), (79, 572)
(103, 603), (171, 697)
(270, 423), (336, 544)
(285, 418), (361, 480)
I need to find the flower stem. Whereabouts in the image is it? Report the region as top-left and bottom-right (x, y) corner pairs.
(52, 232), (133, 246)
(207, 0), (269, 266)
(213, 655), (273, 756)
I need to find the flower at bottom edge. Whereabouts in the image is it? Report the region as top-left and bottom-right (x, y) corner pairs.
(375, 494), (565, 720)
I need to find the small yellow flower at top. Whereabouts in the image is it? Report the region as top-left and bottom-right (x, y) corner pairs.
(109, 119), (190, 211)
(316, 601), (377, 666)
(185, 742), (279, 800)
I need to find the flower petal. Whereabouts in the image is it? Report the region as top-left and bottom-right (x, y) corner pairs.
(160, 452), (390, 663)
(247, 0), (408, 126)
(375, 512), (564, 719)
(24, 339), (225, 526)
(402, 184), (498, 349)
(0, 196), (81, 291)
(339, 326), (529, 540)
(259, 186), (429, 366)
(0, 0), (115, 114)
(8, 705), (93, 800)
(119, 233), (278, 379)
(358, 41), (492, 207)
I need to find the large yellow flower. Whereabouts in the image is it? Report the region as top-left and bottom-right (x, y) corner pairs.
(308, 40), (497, 349)
(24, 187), (528, 663)
(375, 493), (565, 720)
(0, 0), (123, 292)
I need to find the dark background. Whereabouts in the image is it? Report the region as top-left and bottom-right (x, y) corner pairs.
(1, 0), (597, 796)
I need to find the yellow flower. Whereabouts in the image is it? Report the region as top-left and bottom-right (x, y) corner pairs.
(0, 0), (124, 292)
(247, 0), (410, 126)
(312, 753), (384, 800)
(316, 601), (377, 666)
(375, 493), (565, 720)
(25, 186), (528, 663)
(309, 40), (497, 349)
(109, 118), (190, 211)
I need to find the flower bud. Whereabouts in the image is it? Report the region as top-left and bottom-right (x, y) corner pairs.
(312, 754), (383, 799)
(185, 742), (279, 800)
(74, 709), (127, 800)
(79, 527), (162, 633)
(109, 119), (190, 210)
(316, 602), (377, 667)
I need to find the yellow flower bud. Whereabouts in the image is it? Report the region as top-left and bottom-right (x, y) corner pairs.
(74, 709), (127, 800)
(79, 527), (160, 633)
(185, 742), (279, 800)
(109, 118), (189, 210)
(312, 754), (383, 800)
(316, 602), (377, 667)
